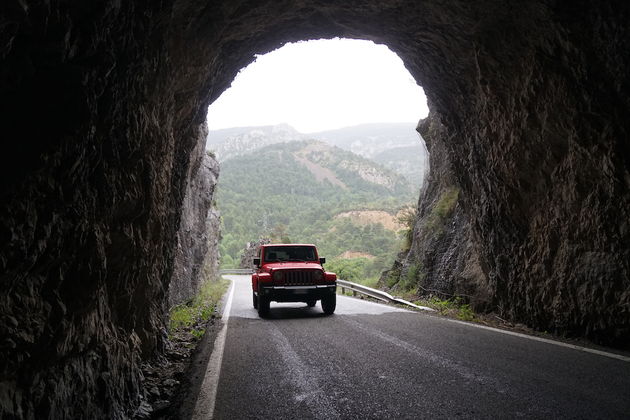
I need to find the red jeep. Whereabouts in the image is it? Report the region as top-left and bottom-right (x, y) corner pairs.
(252, 244), (337, 317)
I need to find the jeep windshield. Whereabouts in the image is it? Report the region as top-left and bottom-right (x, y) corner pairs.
(264, 246), (317, 262)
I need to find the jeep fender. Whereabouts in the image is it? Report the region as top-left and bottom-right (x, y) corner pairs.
(252, 272), (272, 292)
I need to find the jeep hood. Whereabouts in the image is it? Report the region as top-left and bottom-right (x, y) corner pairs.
(264, 262), (323, 271)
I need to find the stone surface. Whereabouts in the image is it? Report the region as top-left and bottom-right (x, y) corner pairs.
(240, 239), (271, 270)
(382, 112), (490, 310)
(202, 206), (222, 286)
(168, 138), (220, 308)
(1, 1), (629, 418)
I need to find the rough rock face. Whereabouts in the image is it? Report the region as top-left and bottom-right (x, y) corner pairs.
(239, 239), (271, 270)
(211, 124), (306, 161)
(383, 112), (490, 309)
(168, 143), (220, 308)
(202, 207), (222, 286)
(0, 3), (219, 417)
(1, 1), (629, 418)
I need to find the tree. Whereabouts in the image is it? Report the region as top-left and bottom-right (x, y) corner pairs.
(270, 224), (291, 243)
(221, 254), (234, 268)
(327, 258), (365, 282)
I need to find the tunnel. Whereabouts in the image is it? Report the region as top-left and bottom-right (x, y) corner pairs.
(1, 1), (629, 418)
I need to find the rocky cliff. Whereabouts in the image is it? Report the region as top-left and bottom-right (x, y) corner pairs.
(381, 112), (490, 309)
(210, 124), (305, 161)
(240, 239), (271, 270)
(1, 1), (629, 418)
(312, 123), (428, 188)
(168, 142), (220, 308)
(202, 206), (222, 287)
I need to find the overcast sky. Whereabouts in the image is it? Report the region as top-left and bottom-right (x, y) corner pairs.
(206, 38), (428, 133)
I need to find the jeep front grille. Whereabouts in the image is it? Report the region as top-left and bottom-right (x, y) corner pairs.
(284, 270), (315, 286)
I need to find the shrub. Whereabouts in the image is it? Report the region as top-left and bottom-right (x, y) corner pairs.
(425, 187), (459, 234)
(397, 205), (418, 251)
(168, 278), (230, 335)
(424, 296), (477, 322)
(327, 258), (366, 282)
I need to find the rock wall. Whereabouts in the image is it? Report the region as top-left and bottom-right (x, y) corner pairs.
(1, 1), (629, 418)
(382, 112), (490, 309)
(0, 2), (220, 418)
(239, 239), (271, 270)
(382, 4), (630, 347)
(441, 4), (630, 346)
(202, 206), (222, 287)
(168, 139), (220, 308)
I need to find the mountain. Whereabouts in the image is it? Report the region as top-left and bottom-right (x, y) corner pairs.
(217, 140), (415, 276)
(206, 124), (305, 161)
(206, 122), (428, 188)
(310, 123), (428, 187)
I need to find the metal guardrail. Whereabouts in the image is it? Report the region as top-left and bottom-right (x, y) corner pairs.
(218, 271), (434, 312)
(219, 268), (253, 275)
(337, 279), (435, 312)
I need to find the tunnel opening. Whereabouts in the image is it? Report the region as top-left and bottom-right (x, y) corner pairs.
(1, 1), (629, 418)
(205, 38), (431, 281)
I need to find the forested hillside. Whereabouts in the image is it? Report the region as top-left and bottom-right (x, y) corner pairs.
(312, 123), (428, 187)
(217, 140), (416, 281)
(207, 122), (428, 189)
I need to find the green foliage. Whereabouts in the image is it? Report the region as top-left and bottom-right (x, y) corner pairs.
(169, 305), (195, 330)
(434, 187), (459, 218)
(457, 304), (476, 322)
(385, 262), (424, 292)
(270, 224), (291, 243)
(216, 140), (415, 276)
(169, 278), (230, 333)
(426, 187), (459, 234)
(399, 263), (422, 291)
(384, 265), (401, 289)
(416, 296), (477, 322)
(191, 328), (206, 339)
(327, 258), (366, 282)
(220, 254), (235, 269)
(397, 205), (417, 251)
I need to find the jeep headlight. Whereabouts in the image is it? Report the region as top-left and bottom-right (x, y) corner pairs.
(313, 270), (324, 281)
(273, 271), (284, 281)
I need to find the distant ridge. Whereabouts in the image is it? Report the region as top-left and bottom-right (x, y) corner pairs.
(216, 138), (415, 271)
(206, 122), (428, 188)
(205, 123), (304, 147)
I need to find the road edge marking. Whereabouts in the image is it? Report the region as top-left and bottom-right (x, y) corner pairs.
(192, 278), (235, 419)
(439, 316), (630, 363)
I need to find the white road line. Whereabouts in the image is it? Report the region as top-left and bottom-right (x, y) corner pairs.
(439, 316), (630, 363)
(343, 293), (629, 363)
(192, 279), (235, 420)
(343, 291), (630, 363)
(270, 326), (341, 420)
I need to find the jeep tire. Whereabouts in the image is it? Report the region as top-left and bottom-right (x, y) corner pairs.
(258, 294), (270, 317)
(253, 291), (258, 309)
(321, 293), (336, 315)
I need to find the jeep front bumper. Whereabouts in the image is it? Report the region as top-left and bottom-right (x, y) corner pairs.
(259, 284), (337, 302)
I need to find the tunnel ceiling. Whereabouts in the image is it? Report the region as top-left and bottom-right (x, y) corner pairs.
(1, 1), (629, 418)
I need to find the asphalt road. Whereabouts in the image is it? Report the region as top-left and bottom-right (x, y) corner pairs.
(207, 276), (630, 419)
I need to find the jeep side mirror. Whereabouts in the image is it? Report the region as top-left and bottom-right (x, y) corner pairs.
(253, 258), (261, 267)
(319, 257), (326, 264)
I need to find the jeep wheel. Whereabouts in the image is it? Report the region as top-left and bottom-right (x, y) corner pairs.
(321, 294), (336, 315)
(306, 299), (316, 307)
(253, 292), (258, 309)
(258, 295), (270, 317)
